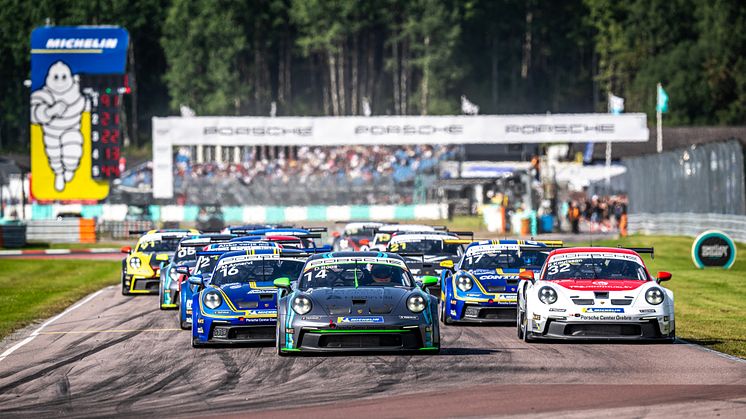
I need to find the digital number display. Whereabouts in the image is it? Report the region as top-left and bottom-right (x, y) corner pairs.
(81, 74), (125, 179)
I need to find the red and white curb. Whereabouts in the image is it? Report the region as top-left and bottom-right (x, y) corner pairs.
(0, 248), (120, 257)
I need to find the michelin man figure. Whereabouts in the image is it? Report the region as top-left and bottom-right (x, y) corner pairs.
(30, 61), (89, 191)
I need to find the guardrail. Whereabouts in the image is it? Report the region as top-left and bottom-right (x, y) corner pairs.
(628, 213), (746, 243)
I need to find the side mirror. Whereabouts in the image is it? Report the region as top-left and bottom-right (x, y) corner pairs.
(175, 265), (190, 275)
(656, 271), (672, 283)
(155, 254), (169, 262)
(518, 270), (535, 283)
(120, 246), (132, 254)
(439, 260), (454, 269)
(274, 277), (291, 290)
(420, 275), (439, 290)
(359, 239), (370, 245)
(188, 274), (203, 286)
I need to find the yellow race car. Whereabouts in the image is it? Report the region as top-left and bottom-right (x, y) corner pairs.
(120, 229), (199, 295)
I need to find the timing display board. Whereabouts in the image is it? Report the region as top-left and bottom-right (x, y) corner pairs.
(29, 26), (128, 201)
(81, 74), (125, 179)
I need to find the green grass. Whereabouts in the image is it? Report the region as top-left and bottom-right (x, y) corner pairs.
(569, 235), (746, 358)
(0, 259), (119, 339)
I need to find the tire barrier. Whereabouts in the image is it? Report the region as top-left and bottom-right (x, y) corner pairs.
(0, 223), (27, 248)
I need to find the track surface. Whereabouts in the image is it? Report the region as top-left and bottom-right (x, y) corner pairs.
(1, 287), (745, 418)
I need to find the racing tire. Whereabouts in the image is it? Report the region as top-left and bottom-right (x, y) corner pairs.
(439, 300), (453, 325)
(276, 324), (289, 357)
(180, 320), (190, 330)
(121, 271), (131, 296)
(191, 337), (204, 348)
(517, 308), (525, 340)
(158, 283), (166, 310)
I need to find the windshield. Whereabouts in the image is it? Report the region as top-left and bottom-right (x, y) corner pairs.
(211, 259), (304, 286)
(388, 239), (461, 256)
(544, 254), (650, 280)
(136, 238), (182, 253)
(299, 262), (413, 289)
(194, 254), (221, 275)
(172, 245), (198, 265)
(463, 250), (548, 270)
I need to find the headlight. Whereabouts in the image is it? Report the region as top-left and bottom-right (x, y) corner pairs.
(538, 286), (557, 304)
(292, 295), (312, 315)
(204, 292), (221, 309)
(129, 257), (141, 269)
(407, 294), (426, 313)
(456, 275), (473, 292)
(645, 288), (665, 305)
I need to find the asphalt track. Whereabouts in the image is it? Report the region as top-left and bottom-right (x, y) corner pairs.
(1, 286), (745, 418)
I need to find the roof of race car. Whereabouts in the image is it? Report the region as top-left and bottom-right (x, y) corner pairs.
(247, 228), (314, 236)
(137, 231), (193, 243)
(464, 239), (560, 255)
(378, 224), (436, 232)
(388, 233), (460, 243)
(216, 248), (308, 265)
(306, 251), (406, 262)
(343, 222), (384, 233)
(205, 241), (280, 252)
(547, 247), (644, 259)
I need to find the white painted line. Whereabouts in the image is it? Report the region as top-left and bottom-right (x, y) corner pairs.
(89, 248), (120, 253)
(0, 250), (23, 256)
(45, 249), (71, 255)
(0, 286), (112, 363)
(677, 338), (746, 364)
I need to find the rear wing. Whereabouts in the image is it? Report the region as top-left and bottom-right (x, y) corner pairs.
(618, 246), (655, 259)
(299, 226), (327, 233)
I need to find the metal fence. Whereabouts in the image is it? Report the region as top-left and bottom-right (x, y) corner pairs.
(623, 140), (745, 214)
(628, 213), (746, 243)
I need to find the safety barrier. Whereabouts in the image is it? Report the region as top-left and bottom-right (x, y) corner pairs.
(26, 219), (97, 243)
(628, 213), (746, 243)
(16, 203), (448, 223)
(0, 223), (27, 248)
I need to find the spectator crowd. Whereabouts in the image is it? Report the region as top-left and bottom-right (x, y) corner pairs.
(565, 194), (628, 235)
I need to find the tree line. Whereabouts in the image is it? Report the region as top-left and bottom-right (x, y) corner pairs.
(0, 0), (743, 151)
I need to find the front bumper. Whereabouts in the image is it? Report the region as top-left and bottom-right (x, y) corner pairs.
(279, 315), (438, 353)
(125, 274), (160, 294)
(528, 317), (675, 341)
(194, 318), (276, 345)
(447, 297), (517, 323)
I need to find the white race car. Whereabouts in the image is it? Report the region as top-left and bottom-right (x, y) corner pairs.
(517, 247), (675, 342)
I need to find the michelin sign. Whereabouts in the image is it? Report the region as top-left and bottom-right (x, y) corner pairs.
(30, 26), (128, 200)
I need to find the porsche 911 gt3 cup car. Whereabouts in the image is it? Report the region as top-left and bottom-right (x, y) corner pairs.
(332, 222), (383, 251)
(275, 251), (440, 355)
(159, 235), (233, 310)
(516, 247), (675, 342)
(191, 248), (307, 347)
(120, 230), (197, 295)
(440, 240), (562, 324)
(178, 240), (282, 329)
(385, 231), (471, 295)
(231, 227), (332, 252)
(368, 224), (440, 251)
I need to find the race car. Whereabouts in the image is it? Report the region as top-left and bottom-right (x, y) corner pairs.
(368, 224), (440, 251)
(190, 247), (308, 347)
(178, 240), (282, 329)
(159, 234), (233, 310)
(385, 231), (471, 295)
(516, 247), (675, 342)
(120, 229), (198, 295)
(274, 251), (440, 355)
(232, 227), (331, 251)
(440, 239), (562, 324)
(332, 222), (383, 251)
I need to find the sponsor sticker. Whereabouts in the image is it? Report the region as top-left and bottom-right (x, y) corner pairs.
(337, 316), (385, 323)
(582, 307), (624, 313)
(399, 315), (419, 320)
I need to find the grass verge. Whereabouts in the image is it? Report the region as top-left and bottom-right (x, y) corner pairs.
(0, 259), (119, 340)
(569, 235), (746, 358)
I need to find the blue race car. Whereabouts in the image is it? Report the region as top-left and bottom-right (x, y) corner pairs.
(440, 239), (562, 324)
(190, 247), (308, 347)
(159, 234), (233, 310)
(177, 240), (282, 329)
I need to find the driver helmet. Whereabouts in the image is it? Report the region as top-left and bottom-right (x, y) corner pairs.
(370, 264), (394, 283)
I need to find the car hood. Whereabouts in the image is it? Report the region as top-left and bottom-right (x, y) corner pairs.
(304, 287), (411, 316)
(218, 282), (277, 310)
(552, 279), (647, 291)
